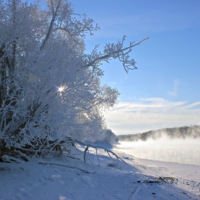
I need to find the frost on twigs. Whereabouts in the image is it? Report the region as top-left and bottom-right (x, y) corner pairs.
(83, 36), (149, 74)
(0, 137), (74, 162)
(0, 0), (147, 162)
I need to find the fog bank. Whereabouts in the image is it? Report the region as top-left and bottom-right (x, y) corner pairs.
(116, 137), (200, 166)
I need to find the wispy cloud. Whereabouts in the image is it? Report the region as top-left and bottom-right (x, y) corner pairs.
(104, 98), (200, 135)
(168, 80), (181, 97)
(185, 102), (200, 109)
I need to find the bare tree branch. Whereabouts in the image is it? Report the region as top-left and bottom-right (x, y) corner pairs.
(80, 37), (149, 73)
(75, 139), (126, 164)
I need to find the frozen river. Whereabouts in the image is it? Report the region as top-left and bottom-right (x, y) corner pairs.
(115, 137), (200, 166)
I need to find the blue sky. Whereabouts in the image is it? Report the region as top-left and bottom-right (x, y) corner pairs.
(72, 0), (200, 135)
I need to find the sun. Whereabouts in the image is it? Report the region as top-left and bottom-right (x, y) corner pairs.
(58, 86), (65, 93)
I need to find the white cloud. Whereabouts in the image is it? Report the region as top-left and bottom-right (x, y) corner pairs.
(104, 98), (200, 135)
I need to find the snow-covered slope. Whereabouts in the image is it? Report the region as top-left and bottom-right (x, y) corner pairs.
(0, 146), (200, 200)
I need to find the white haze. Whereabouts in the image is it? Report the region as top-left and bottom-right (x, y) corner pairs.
(116, 136), (200, 166)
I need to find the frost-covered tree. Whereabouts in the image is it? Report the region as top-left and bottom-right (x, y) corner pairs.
(0, 0), (147, 161)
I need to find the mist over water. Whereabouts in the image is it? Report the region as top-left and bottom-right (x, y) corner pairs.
(116, 136), (200, 166)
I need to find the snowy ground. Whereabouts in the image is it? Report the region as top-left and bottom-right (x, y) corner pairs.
(0, 144), (200, 200)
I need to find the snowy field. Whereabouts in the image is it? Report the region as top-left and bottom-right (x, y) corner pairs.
(1, 144), (200, 200)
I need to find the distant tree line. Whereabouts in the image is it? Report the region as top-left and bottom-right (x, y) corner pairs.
(118, 125), (200, 141)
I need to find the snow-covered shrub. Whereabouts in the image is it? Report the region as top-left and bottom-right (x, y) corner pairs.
(0, 0), (145, 161)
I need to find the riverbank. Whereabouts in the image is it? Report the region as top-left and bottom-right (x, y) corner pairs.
(0, 146), (200, 200)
